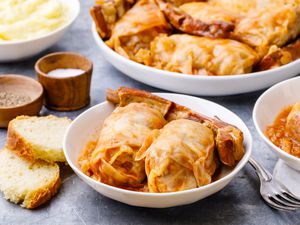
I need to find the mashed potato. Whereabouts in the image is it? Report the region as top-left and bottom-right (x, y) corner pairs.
(0, 0), (69, 42)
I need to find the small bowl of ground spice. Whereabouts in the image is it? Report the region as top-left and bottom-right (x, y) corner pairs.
(0, 74), (43, 128)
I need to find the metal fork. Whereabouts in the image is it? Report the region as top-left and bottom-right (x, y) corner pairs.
(248, 157), (300, 211)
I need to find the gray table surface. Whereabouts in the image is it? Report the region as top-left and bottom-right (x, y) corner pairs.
(0, 1), (299, 224)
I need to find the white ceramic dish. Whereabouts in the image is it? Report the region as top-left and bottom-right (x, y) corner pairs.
(0, 0), (80, 62)
(253, 76), (300, 171)
(92, 24), (300, 96)
(274, 160), (300, 197)
(64, 93), (252, 208)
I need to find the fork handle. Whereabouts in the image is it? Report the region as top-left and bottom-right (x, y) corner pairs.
(248, 157), (272, 182)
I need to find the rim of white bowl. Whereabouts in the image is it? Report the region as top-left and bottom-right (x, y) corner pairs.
(63, 93), (252, 196)
(92, 24), (300, 80)
(0, 0), (80, 46)
(253, 76), (300, 164)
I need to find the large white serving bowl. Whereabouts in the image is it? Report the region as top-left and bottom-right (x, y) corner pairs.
(253, 76), (300, 171)
(0, 0), (80, 62)
(64, 93), (252, 208)
(92, 24), (300, 96)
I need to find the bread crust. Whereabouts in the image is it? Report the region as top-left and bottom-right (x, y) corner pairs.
(6, 115), (70, 163)
(0, 148), (61, 209)
(24, 165), (61, 209)
(6, 117), (36, 162)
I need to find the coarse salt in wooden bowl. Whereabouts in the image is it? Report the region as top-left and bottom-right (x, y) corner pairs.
(35, 52), (93, 111)
(0, 74), (43, 128)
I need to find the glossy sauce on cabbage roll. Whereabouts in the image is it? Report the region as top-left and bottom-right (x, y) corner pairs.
(266, 103), (300, 158)
(79, 103), (167, 188)
(136, 119), (219, 192)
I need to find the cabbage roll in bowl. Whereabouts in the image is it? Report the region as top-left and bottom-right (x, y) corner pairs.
(98, 0), (171, 65)
(136, 119), (219, 192)
(78, 87), (246, 193)
(79, 103), (167, 189)
(91, 0), (300, 76)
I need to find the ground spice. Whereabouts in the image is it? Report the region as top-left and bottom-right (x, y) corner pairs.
(0, 92), (31, 108)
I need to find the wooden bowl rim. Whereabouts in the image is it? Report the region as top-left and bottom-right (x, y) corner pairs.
(35, 51), (93, 80)
(0, 74), (44, 110)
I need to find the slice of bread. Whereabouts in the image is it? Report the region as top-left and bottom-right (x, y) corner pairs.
(6, 115), (71, 163)
(0, 148), (60, 209)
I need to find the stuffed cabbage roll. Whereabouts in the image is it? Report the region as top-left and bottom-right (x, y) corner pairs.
(208, 0), (257, 15)
(136, 119), (218, 192)
(209, 0), (300, 15)
(234, 4), (300, 56)
(91, 0), (204, 38)
(167, 0), (206, 7)
(107, 87), (245, 166)
(285, 102), (300, 157)
(85, 103), (167, 188)
(179, 2), (239, 23)
(105, 0), (171, 64)
(286, 102), (300, 143)
(149, 34), (259, 75)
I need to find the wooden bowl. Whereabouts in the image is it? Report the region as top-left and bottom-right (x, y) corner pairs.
(35, 52), (93, 111)
(0, 75), (43, 128)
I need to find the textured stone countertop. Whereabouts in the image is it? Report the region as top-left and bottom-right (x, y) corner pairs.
(0, 1), (299, 224)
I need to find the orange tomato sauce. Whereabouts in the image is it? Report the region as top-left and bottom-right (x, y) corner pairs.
(265, 106), (300, 158)
(78, 140), (148, 192)
(78, 140), (228, 192)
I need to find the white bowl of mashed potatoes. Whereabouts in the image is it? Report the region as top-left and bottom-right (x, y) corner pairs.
(0, 0), (80, 62)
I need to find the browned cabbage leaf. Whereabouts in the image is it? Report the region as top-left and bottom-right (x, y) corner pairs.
(234, 4), (300, 56)
(256, 39), (300, 71)
(105, 0), (171, 64)
(87, 103), (167, 188)
(286, 102), (300, 143)
(136, 119), (219, 192)
(149, 34), (259, 75)
(91, 0), (137, 39)
(156, 0), (235, 38)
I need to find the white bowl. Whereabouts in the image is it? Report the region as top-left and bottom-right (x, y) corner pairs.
(92, 24), (300, 96)
(253, 76), (300, 171)
(0, 0), (80, 62)
(64, 93), (252, 208)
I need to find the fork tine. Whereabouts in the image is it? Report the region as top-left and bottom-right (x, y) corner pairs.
(277, 193), (300, 206)
(267, 203), (295, 212)
(276, 181), (300, 202)
(271, 195), (300, 208)
(263, 195), (297, 211)
(283, 191), (300, 203)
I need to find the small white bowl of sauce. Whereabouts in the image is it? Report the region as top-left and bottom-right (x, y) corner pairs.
(253, 76), (300, 171)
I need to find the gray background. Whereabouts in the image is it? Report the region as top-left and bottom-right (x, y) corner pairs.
(0, 0), (299, 224)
